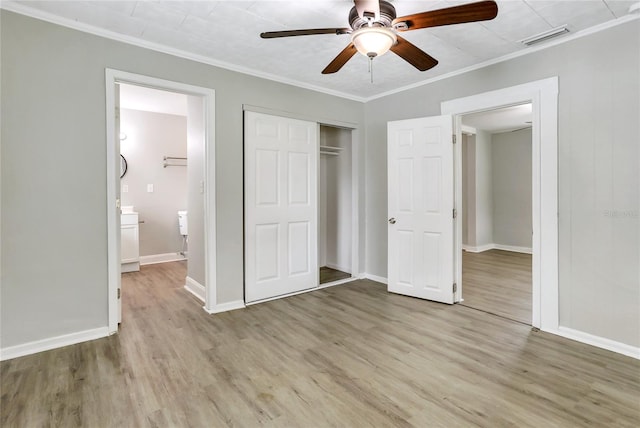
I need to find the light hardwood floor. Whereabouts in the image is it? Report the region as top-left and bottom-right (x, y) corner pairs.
(461, 249), (532, 324)
(320, 266), (351, 284)
(2, 261), (639, 427)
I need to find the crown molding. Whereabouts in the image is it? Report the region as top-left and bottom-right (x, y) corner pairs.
(363, 14), (640, 102)
(0, 2), (367, 103)
(2, 2), (638, 104)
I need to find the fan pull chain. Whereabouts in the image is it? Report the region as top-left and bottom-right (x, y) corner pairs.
(368, 54), (375, 83)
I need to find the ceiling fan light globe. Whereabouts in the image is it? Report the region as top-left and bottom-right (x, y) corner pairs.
(351, 27), (397, 58)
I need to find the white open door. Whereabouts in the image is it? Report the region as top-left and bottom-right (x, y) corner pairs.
(245, 111), (318, 303)
(387, 115), (455, 304)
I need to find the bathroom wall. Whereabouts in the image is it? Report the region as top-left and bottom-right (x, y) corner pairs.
(120, 108), (187, 258)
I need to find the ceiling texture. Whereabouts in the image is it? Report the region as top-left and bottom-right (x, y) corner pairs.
(4, 1), (638, 100)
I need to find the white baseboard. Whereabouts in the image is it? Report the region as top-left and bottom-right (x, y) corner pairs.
(492, 244), (533, 254)
(140, 252), (186, 266)
(462, 244), (495, 253)
(553, 326), (640, 360)
(184, 276), (205, 302)
(204, 300), (245, 314)
(0, 327), (110, 361)
(324, 262), (352, 274)
(121, 261), (140, 272)
(364, 273), (388, 284)
(462, 243), (532, 254)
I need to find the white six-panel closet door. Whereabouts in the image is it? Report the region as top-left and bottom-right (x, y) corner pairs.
(244, 111), (318, 303)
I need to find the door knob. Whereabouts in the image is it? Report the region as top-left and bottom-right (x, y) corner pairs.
(388, 217), (396, 224)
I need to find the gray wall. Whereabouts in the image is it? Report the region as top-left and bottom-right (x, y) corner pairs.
(461, 134), (475, 247)
(120, 108), (187, 257)
(186, 96), (205, 286)
(0, 11), (365, 348)
(474, 130), (493, 248)
(364, 21), (639, 347)
(492, 128), (532, 249)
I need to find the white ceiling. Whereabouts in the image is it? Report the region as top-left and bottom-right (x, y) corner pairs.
(462, 103), (532, 133)
(6, 1), (639, 99)
(120, 83), (188, 116)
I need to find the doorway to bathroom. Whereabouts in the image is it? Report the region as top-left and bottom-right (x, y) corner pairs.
(118, 83), (191, 313)
(106, 69), (216, 333)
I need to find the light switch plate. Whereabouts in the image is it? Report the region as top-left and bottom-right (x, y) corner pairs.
(122, 185), (129, 193)
(147, 184), (154, 193)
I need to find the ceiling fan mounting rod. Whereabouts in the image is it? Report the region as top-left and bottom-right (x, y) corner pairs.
(349, 0), (397, 30)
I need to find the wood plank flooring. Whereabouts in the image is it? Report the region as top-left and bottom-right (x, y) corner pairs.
(2, 261), (639, 427)
(461, 249), (532, 324)
(320, 266), (351, 284)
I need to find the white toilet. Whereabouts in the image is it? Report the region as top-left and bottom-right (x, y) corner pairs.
(178, 210), (188, 236)
(178, 211), (188, 258)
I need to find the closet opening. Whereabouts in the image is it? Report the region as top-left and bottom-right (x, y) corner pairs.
(319, 125), (354, 286)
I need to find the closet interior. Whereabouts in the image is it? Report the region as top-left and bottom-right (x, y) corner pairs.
(319, 125), (353, 285)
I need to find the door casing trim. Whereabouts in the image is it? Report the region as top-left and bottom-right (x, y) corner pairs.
(441, 77), (559, 331)
(105, 69), (217, 332)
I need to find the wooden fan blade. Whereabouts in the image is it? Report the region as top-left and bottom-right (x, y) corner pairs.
(322, 43), (358, 74)
(355, 0), (381, 20)
(393, 0), (498, 31)
(390, 35), (438, 71)
(260, 28), (351, 38)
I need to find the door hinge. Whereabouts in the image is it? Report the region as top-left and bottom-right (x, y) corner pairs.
(453, 208), (457, 219)
(453, 283), (457, 293)
(117, 288), (121, 299)
(452, 134), (457, 144)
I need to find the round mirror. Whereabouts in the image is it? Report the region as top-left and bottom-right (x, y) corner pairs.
(120, 154), (128, 178)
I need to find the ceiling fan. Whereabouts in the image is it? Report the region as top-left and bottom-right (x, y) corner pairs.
(260, 0), (498, 75)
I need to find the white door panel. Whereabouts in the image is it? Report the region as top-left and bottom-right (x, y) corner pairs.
(388, 116), (454, 304)
(245, 111), (318, 303)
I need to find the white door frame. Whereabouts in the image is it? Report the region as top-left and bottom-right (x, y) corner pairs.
(105, 69), (216, 333)
(441, 77), (558, 331)
(242, 105), (362, 303)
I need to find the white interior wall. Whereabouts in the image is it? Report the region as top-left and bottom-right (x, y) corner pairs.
(120, 108), (187, 258)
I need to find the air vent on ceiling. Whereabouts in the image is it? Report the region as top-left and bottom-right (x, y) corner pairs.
(521, 25), (570, 46)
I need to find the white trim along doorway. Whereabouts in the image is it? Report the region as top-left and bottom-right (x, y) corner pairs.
(441, 77), (559, 332)
(105, 69), (217, 333)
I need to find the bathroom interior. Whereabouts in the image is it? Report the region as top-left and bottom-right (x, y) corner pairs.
(119, 83), (190, 282)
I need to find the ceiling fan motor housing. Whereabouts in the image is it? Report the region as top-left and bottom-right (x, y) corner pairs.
(349, 0), (397, 29)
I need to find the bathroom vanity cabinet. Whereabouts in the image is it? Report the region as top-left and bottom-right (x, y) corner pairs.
(121, 210), (140, 272)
